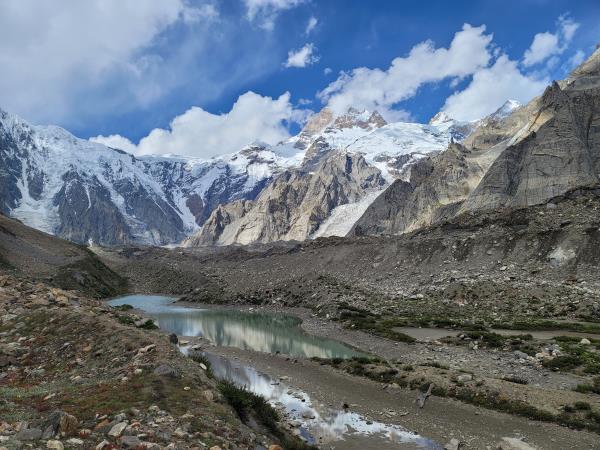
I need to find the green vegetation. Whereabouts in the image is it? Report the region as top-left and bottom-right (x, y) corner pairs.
(492, 320), (600, 335)
(574, 377), (600, 394)
(336, 306), (416, 343)
(217, 381), (317, 450)
(116, 314), (135, 325)
(188, 353), (214, 378)
(542, 342), (600, 374)
(113, 304), (134, 311)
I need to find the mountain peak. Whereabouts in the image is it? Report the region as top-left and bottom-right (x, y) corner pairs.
(570, 47), (600, 79)
(428, 111), (454, 126)
(489, 99), (521, 120)
(332, 107), (387, 130)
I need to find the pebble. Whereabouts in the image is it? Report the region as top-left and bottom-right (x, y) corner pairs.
(46, 440), (64, 450)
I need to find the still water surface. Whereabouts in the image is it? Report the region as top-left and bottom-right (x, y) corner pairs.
(108, 295), (363, 359)
(108, 295), (441, 449)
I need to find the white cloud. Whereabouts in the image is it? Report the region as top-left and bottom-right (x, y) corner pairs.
(244, 0), (306, 30)
(317, 24), (493, 119)
(442, 55), (548, 121)
(0, 0), (216, 122)
(284, 43), (320, 68)
(522, 16), (579, 67)
(324, 67), (333, 75)
(568, 50), (586, 68)
(92, 91), (306, 158)
(305, 16), (318, 35)
(91, 134), (139, 154)
(523, 32), (560, 67)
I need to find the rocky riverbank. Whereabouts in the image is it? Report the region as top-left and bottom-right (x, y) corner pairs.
(0, 275), (305, 450)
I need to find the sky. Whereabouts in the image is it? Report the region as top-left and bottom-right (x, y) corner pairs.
(0, 0), (599, 159)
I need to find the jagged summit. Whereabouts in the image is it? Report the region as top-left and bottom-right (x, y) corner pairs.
(490, 100), (522, 120)
(428, 111), (453, 126)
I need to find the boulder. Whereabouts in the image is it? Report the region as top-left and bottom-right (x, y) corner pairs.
(496, 437), (537, 450)
(46, 440), (64, 450)
(107, 422), (128, 438)
(445, 438), (462, 450)
(153, 364), (181, 378)
(120, 435), (142, 448)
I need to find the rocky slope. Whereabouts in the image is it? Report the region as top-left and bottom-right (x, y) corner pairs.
(462, 50), (600, 212)
(0, 274), (301, 450)
(0, 213), (125, 297)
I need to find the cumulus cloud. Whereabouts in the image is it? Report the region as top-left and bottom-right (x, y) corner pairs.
(284, 43), (320, 68)
(91, 134), (139, 154)
(305, 16), (318, 35)
(91, 91), (306, 158)
(442, 55), (548, 121)
(244, 0), (306, 30)
(317, 24), (493, 119)
(0, 0), (216, 123)
(522, 16), (579, 67)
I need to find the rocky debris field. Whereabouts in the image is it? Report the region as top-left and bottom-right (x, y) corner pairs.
(99, 187), (600, 325)
(0, 275), (302, 450)
(93, 187), (600, 444)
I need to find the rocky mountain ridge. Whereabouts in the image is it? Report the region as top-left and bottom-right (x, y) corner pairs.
(349, 48), (600, 237)
(0, 102), (466, 246)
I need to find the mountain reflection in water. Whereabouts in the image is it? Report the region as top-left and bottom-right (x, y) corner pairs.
(202, 353), (441, 449)
(108, 295), (363, 359)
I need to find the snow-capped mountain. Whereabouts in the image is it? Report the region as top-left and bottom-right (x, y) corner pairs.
(0, 108), (288, 245)
(0, 104), (471, 246)
(183, 107), (473, 246)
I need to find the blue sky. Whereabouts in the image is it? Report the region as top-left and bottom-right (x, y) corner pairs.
(0, 0), (599, 158)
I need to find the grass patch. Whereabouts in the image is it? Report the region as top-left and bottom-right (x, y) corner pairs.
(574, 377), (600, 394)
(420, 361), (450, 370)
(113, 304), (134, 311)
(543, 342), (600, 374)
(188, 353), (214, 378)
(492, 320), (600, 335)
(116, 314), (135, 325)
(217, 381), (316, 450)
(338, 310), (416, 343)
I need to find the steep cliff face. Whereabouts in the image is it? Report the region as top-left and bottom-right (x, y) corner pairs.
(184, 105), (470, 246)
(352, 49), (600, 237)
(185, 152), (385, 246)
(351, 142), (487, 235)
(461, 49), (600, 212)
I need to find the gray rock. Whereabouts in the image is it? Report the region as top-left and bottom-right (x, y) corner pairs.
(496, 437), (537, 450)
(15, 427), (42, 441)
(445, 438), (462, 450)
(107, 422), (128, 438)
(513, 350), (529, 360)
(120, 435), (142, 448)
(457, 374), (473, 383)
(153, 364), (181, 378)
